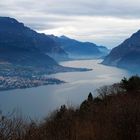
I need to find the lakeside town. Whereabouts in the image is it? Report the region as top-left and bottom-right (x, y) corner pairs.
(0, 61), (91, 91)
(0, 76), (65, 91)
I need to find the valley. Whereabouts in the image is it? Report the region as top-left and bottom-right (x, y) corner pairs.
(0, 17), (107, 91)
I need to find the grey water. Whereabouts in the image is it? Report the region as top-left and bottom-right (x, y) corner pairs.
(0, 59), (130, 119)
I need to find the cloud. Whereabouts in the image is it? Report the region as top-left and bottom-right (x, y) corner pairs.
(6, 0), (140, 19)
(0, 0), (140, 48)
(39, 16), (140, 48)
(1, 0), (140, 19)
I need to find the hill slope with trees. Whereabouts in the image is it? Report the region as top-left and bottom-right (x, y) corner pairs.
(0, 75), (140, 140)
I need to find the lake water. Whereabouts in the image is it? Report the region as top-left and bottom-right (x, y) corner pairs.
(0, 59), (130, 119)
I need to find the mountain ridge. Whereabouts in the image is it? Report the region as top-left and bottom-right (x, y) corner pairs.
(0, 17), (94, 77)
(51, 35), (109, 59)
(102, 29), (140, 72)
(0, 17), (61, 73)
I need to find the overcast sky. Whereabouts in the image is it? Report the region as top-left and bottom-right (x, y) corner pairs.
(1, 0), (140, 48)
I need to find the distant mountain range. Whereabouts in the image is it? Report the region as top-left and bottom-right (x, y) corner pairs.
(0, 17), (109, 63)
(0, 17), (109, 77)
(0, 17), (79, 76)
(0, 17), (109, 75)
(51, 35), (109, 59)
(102, 30), (140, 73)
(0, 17), (65, 75)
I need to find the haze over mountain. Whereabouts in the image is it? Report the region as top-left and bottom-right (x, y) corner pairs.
(0, 17), (68, 59)
(0, 17), (105, 78)
(0, 17), (109, 64)
(102, 29), (140, 73)
(0, 17), (66, 74)
(52, 35), (109, 59)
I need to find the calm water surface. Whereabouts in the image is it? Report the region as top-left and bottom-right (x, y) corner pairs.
(0, 59), (130, 119)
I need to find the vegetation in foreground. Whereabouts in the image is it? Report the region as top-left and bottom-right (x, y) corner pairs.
(1, 75), (140, 140)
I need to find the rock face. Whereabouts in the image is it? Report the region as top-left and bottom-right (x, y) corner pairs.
(102, 30), (140, 72)
(52, 35), (109, 59)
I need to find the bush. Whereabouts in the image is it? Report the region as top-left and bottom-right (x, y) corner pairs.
(121, 75), (140, 92)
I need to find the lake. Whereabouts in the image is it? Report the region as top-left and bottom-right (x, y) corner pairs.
(0, 59), (130, 119)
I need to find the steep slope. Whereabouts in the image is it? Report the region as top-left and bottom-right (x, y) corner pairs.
(102, 30), (140, 72)
(0, 17), (67, 75)
(0, 17), (68, 62)
(33, 34), (68, 61)
(0, 17), (91, 77)
(52, 35), (109, 59)
(0, 17), (58, 68)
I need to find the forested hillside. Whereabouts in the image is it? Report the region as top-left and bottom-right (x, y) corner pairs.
(0, 76), (140, 140)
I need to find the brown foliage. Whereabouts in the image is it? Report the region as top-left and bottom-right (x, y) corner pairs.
(1, 76), (140, 140)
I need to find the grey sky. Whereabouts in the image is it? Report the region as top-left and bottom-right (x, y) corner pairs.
(1, 0), (140, 48)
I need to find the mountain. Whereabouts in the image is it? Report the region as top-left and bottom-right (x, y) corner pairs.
(0, 17), (109, 63)
(0, 17), (92, 77)
(0, 17), (68, 61)
(0, 17), (56, 68)
(0, 17), (71, 76)
(52, 35), (109, 59)
(102, 30), (140, 72)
